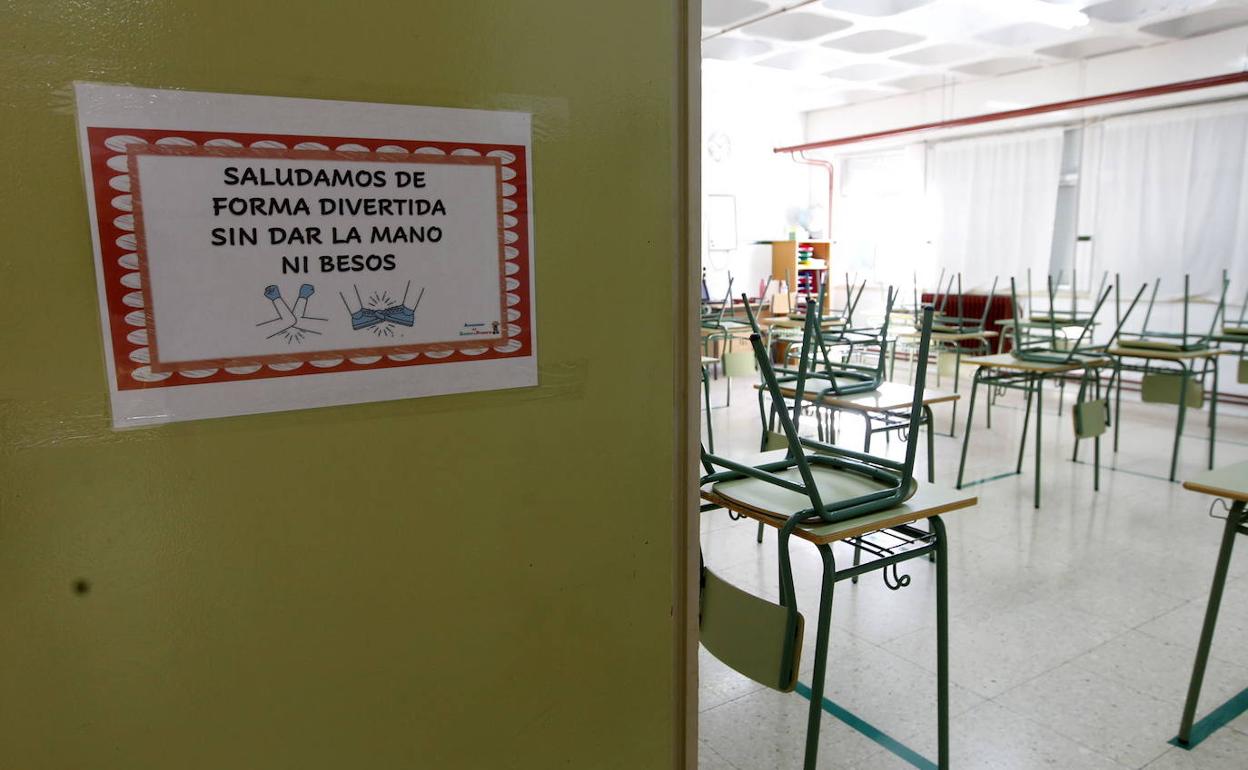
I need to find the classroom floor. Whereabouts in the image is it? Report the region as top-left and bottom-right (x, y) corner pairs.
(698, 364), (1248, 769)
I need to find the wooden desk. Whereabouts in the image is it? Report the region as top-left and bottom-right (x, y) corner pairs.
(701, 451), (975, 770)
(1184, 461), (1248, 500)
(956, 353), (1109, 508)
(703, 466), (976, 544)
(1106, 347), (1228, 481)
(1177, 461), (1248, 747)
(894, 330), (999, 343)
(760, 316), (847, 330)
(891, 330), (999, 436)
(1107, 346), (1228, 362)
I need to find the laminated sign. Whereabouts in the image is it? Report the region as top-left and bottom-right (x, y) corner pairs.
(74, 83), (536, 428)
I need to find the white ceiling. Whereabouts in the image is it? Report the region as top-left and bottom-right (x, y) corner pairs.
(702, 0), (1248, 110)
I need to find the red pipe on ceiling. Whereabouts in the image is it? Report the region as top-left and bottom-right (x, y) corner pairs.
(790, 152), (834, 241)
(774, 71), (1248, 155)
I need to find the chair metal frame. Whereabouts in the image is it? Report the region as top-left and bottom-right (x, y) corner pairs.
(1116, 272), (1230, 352)
(698, 306), (948, 770)
(778, 283), (897, 399)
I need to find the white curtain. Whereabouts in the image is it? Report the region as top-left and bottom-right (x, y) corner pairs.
(927, 128), (1064, 288)
(1090, 102), (1248, 301)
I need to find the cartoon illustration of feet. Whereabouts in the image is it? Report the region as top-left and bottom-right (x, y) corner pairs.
(257, 283), (327, 344)
(339, 281), (425, 338)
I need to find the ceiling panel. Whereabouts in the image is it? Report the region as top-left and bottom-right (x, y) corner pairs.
(976, 22), (1076, 47)
(1035, 35), (1140, 57)
(700, 0), (1248, 111)
(702, 36), (777, 60)
(885, 72), (961, 89)
(824, 29), (926, 52)
(892, 42), (989, 64)
(826, 61), (914, 80)
(953, 56), (1045, 76)
(758, 48), (851, 70)
(743, 12), (854, 40)
(1085, 0), (1217, 24)
(1140, 5), (1248, 37)
(702, 0), (772, 28)
(821, 0), (938, 16)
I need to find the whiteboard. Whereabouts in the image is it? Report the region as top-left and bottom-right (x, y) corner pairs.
(706, 194), (737, 251)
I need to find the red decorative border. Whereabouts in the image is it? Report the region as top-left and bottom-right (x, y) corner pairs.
(86, 126), (532, 391)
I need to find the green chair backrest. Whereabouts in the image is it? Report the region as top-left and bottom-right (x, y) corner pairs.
(763, 430), (789, 451)
(1240, 358), (1248, 385)
(1072, 399), (1108, 439)
(722, 350), (755, 379)
(1141, 373), (1204, 409)
(700, 566), (803, 692)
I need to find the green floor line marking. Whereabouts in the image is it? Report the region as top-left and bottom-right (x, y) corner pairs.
(1170, 686), (1248, 750)
(957, 471), (1020, 488)
(1069, 460), (1175, 484)
(794, 681), (936, 770)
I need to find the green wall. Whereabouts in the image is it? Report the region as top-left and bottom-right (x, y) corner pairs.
(0, 2), (686, 767)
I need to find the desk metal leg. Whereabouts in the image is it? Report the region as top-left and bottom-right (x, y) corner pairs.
(950, 346), (962, 437)
(804, 543), (837, 770)
(756, 388), (769, 452)
(1171, 362), (1190, 482)
(1209, 357), (1218, 470)
(1178, 500), (1246, 745)
(1113, 358), (1123, 453)
(1034, 375), (1043, 509)
(983, 356), (993, 429)
(924, 404), (935, 484)
(955, 368), (983, 489)
(1094, 373), (1101, 492)
(933, 515), (950, 770)
(852, 414), (876, 584)
(1017, 375), (1034, 475)
(703, 364), (713, 449)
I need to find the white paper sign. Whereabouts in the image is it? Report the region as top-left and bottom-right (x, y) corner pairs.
(75, 83), (536, 428)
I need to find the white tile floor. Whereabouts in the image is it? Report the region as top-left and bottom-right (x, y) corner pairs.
(698, 365), (1248, 769)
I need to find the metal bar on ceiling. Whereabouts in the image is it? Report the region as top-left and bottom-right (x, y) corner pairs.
(773, 71), (1248, 154)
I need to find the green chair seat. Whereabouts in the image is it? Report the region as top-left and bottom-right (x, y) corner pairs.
(1142, 373), (1204, 408)
(702, 319), (751, 331)
(1073, 399), (1108, 439)
(790, 374), (876, 398)
(712, 465), (918, 523)
(1119, 338), (1188, 351)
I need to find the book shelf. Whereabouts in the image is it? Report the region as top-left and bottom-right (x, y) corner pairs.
(770, 240), (830, 311)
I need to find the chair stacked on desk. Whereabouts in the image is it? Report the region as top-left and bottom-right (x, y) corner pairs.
(699, 301), (970, 770)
